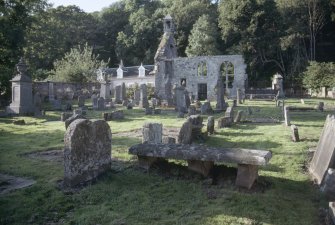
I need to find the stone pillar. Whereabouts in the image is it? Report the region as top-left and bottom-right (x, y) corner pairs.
(237, 88), (242, 104)
(139, 84), (149, 109)
(207, 116), (214, 135)
(216, 76), (226, 111)
(284, 106), (290, 126)
(142, 123), (162, 144)
(6, 58), (34, 115)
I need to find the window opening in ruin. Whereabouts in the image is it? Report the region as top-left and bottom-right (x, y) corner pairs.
(197, 63), (202, 76)
(202, 62), (207, 76)
(166, 21), (171, 29)
(181, 78), (186, 87)
(220, 61), (234, 89)
(198, 83), (207, 100)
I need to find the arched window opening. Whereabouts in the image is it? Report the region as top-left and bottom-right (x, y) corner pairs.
(220, 61), (234, 89)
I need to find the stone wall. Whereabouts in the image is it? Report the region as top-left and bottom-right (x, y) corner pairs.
(155, 55), (247, 101)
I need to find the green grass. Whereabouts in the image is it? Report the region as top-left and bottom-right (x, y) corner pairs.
(0, 98), (334, 225)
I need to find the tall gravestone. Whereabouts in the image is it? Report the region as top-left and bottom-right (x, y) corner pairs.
(121, 82), (127, 101)
(6, 58), (34, 115)
(139, 84), (149, 108)
(99, 71), (111, 101)
(284, 106), (290, 126)
(97, 97), (105, 110)
(216, 76), (226, 111)
(134, 89), (140, 105)
(78, 95), (85, 107)
(114, 85), (122, 104)
(309, 115), (335, 185)
(64, 119), (112, 187)
(174, 86), (187, 112)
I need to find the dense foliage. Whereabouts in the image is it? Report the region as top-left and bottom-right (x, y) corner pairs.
(302, 61), (335, 91)
(1, 0), (335, 102)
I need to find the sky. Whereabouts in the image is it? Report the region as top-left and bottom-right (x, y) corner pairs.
(49, 0), (119, 13)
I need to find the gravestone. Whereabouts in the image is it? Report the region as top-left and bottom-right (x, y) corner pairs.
(122, 99), (129, 107)
(162, 137), (176, 144)
(309, 115), (335, 185)
(6, 58), (34, 115)
(33, 92), (42, 116)
(65, 114), (86, 129)
(233, 100), (237, 107)
(145, 107), (153, 115)
(291, 125), (299, 142)
(78, 95), (85, 107)
(97, 97), (105, 110)
(61, 112), (72, 122)
(121, 82), (127, 101)
(134, 89), (140, 105)
(207, 116), (214, 135)
(174, 86), (188, 113)
(63, 101), (72, 111)
(300, 99), (305, 104)
(234, 110), (243, 123)
(103, 110), (124, 121)
(284, 106), (290, 126)
(114, 85), (122, 104)
(317, 102), (324, 112)
(330, 202), (335, 224)
(217, 116), (232, 128)
(139, 84), (149, 109)
(64, 119), (112, 187)
(127, 102), (133, 110)
(216, 76), (226, 111)
(177, 120), (192, 144)
(225, 107), (234, 123)
(99, 77), (111, 100)
(142, 123), (162, 144)
(188, 105), (197, 116)
(91, 94), (98, 109)
(201, 101), (213, 115)
(188, 115), (204, 140)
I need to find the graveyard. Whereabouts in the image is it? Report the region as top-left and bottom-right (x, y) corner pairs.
(1, 96), (335, 224)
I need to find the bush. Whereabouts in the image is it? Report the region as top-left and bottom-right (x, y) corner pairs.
(302, 61), (335, 92)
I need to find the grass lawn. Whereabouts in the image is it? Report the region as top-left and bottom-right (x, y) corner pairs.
(0, 98), (334, 225)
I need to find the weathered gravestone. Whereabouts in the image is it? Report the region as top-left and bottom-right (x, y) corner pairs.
(207, 116), (214, 135)
(188, 115), (204, 140)
(97, 97), (105, 110)
(134, 89), (140, 105)
(139, 84), (149, 109)
(114, 85), (122, 104)
(188, 105), (197, 116)
(174, 86), (188, 113)
(102, 110), (124, 121)
(78, 95), (85, 107)
(201, 101), (213, 115)
(91, 94), (98, 110)
(64, 119), (112, 187)
(321, 168), (335, 200)
(290, 125), (300, 142)
(300, 99), (305, 104)
(61, 112), (72, 122)
(217, 116), (232, 128)
(317, 102), (324, 112)
(177, 120), (192, 144)
(309, 115), (335, 185)
(142, 123), (162, 144)
(237, 88), (242, 104)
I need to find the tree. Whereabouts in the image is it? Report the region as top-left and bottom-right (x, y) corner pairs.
(0, 0), (48, 102)
(50, 44), (108, 83)
(302, 61), (335, 92)
(23, 5), (97, 79)
(185, 15), (220, 56)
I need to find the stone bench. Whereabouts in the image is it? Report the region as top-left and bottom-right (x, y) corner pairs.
(129, 143), (272, 189)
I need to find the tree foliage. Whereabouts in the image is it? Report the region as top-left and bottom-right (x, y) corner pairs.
(50, 44), (108, 83)
(302, 61), (335, 91)
(186, 15), (220, 57)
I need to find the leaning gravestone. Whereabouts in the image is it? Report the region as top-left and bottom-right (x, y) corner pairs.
(309, 115), (335, 185)
(139, 84), (149, 109)
(64, 119), (112, 187)
(142, 123), (162, 144)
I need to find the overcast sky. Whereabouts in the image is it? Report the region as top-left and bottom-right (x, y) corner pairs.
(48, 0), (119, 12)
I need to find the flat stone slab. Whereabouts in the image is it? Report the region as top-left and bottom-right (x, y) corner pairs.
(0, 173), (35, 195)
(129, 143), (272, 166)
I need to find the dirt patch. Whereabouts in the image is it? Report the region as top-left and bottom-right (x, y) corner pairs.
(0, 173), (36, 195)
(26, 149), (64, 163)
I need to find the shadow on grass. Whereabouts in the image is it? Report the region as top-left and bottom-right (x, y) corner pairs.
(207, 136), (282, 149)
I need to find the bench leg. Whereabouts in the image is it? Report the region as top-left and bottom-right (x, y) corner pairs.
(236, 164), (259, 189)
(138, 156), (159, 170)
(187, 160), (214, 177)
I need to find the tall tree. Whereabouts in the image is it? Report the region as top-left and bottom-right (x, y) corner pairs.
(23, 5), (97, 79)
(0, 0), (48, 101)
(186, 14), (220, 56)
